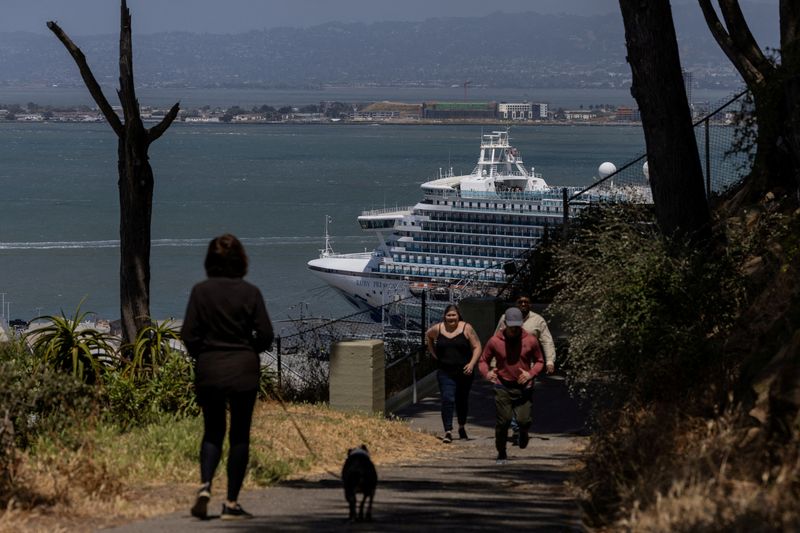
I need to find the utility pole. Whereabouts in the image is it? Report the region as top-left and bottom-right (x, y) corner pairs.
(463, 80), (471, 100)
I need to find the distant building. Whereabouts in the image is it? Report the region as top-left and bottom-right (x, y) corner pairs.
(351, 111), (400, 121)
(614, 106), (641, 121)
(16, 114), (44, 122)
(498, 102), (532, 120)
(422, 101), (497, 119)
(232, 114), (265, 122)
(564, 110), (595, 121)
(497, 102), (548, 120)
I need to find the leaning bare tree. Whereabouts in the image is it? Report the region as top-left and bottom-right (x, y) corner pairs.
(47, 1), (179, 344)
(619, 0), (712, 241)
(699, 0), (800, 205)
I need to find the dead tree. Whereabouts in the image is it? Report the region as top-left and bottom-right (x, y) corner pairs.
(48, 1), (179, 344)
(699, 0), (800, 206)
(619, 0), (712, 241)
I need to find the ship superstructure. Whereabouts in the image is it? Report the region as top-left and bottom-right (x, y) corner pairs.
(308, 131), (650, 317)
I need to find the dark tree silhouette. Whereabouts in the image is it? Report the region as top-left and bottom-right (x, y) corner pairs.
(619, 0), (711, 241)
(47, 1), (179, 343)
(699, 0), (800, 205)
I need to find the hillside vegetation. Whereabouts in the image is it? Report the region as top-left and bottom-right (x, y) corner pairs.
(0, 333), (439, 532)
(538, 195), (800, 530)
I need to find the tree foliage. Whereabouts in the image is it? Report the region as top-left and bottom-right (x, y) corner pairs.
(549, 206), (744, 401)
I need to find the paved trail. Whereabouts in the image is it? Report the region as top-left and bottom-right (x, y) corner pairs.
(106, 374), (587, 532)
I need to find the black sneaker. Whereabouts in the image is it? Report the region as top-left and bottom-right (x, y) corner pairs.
(221, 503), (254, 520)
(519, 428), (530, 450)
(190, 484), (211, 519)
(510, 431), (520, 446)
(458, 427), (468, 440)
(442, 432), (453, 444)
(496, 450), (508, 464)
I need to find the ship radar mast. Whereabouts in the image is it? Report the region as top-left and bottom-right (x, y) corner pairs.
(320, 215), (335, 258)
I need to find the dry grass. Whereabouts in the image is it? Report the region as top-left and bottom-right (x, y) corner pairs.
(581, 402), (800, 532)
(0, 401), (440, 532)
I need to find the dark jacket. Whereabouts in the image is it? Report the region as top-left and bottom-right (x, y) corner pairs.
(181, 277), (274, 391)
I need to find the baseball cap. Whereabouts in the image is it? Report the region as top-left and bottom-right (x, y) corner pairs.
(504, 307), (524, 327)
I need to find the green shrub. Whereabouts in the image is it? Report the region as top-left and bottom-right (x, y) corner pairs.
(0, 352), (97, 505)
(122, 319), (181, 377)
(26, 304), (114, 384)
(549, 206), (744, 402)
(102, 350), (198, 428)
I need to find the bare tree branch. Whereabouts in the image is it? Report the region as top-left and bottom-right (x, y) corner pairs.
(118, 0), (137, 123)
(148, 103), (181, 143)
(46, 21), (124, 135)
(698, 0), (766, 87)
(717, 0), (773, 75)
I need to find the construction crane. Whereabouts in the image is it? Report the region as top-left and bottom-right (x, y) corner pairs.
(463, 80), (471, 100)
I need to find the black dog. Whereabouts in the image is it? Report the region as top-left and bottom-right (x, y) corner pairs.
(341, 445), (377, 521)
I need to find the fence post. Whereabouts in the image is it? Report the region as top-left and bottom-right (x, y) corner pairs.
(416, 289), (426, 404)
(705, 118), (711, 197)
(276, 336), (282, 390)
(411, 356), (418, 404)
(562, 187), (569, 228)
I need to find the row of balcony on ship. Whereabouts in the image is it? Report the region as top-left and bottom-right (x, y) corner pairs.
(391, 237), (533, 257)
(407, 210), (562, 228)
(398, 223), (546, 240)
(384, 249), (516, 268)
(375, 262), (506, 282)
(421, 188), (579, 203)
(423, 200), (564, 214)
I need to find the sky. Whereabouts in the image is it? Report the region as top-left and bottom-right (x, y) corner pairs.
(0, 0), (711, 35)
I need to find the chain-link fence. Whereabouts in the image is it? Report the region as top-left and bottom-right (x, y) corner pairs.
(260, 294), (448, 401)
(569, 89), (751, 204)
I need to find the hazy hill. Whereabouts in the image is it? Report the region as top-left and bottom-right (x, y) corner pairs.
(0, 7), (775, 90)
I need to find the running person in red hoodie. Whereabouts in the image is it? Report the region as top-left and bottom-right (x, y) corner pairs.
(479, 307), (544, 463)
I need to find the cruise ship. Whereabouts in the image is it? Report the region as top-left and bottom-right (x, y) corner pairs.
(308, 130), (650, 321)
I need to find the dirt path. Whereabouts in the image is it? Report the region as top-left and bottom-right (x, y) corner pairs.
(105, 374), (588, 532)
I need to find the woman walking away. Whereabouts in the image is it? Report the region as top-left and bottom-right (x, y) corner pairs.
(425, 304), (482, 443)
(181, 234), (274, 520)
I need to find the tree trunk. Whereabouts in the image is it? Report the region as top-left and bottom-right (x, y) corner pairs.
(118, 117), (153, 343)
(620, 0), (712, 242)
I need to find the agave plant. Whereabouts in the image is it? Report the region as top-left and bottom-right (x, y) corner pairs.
(123, 319), (181, 378)
(26, 303), (114, 384)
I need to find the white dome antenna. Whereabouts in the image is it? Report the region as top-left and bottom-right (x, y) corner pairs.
(598, 162), (617, 179)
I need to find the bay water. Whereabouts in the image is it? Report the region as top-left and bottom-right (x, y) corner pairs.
(0, 122), (645, 324)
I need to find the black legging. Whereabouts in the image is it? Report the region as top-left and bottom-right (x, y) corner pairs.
(197, 388), (257, 502)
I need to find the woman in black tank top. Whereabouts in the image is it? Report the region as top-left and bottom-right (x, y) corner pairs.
(425, 305), (482, 443)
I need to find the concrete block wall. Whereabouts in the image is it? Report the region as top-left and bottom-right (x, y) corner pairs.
(329, 339), (385, 414)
